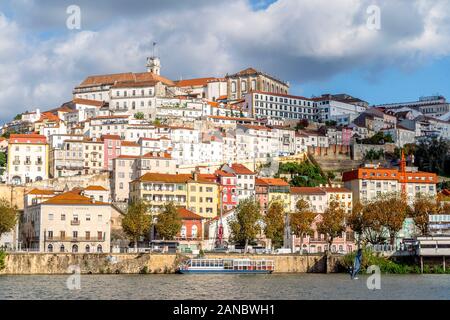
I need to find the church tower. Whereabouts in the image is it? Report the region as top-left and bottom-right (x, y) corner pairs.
(146, 42), (161, 75)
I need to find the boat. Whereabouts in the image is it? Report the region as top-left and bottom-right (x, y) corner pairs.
(177, 258), (274, 274)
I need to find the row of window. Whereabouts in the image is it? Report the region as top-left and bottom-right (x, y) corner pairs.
(255, 95), (314, 107)
(115, 89), (154, 97)
(48, 213), (103, 222)
(47, 244), (103, 253)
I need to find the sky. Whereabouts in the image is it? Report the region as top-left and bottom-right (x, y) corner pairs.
(1, 0), (450, 123)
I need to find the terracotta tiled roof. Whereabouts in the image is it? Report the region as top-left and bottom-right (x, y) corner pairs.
(9, 134), (47, 144)
(73, 98), (104, 107)
(215, 170), (235, 177)
(78, 72), (175, 88)
(27, 189), (56, 195)
(121, 141), (140, 147)
(101, 134), (122, 140)
(177, 208), (203, 220)
(42, 192), (109, 205)
(116, 155), (139, 159)
(230, 163), (255, 175)
(175, 77), (216, 87)
(321, 187), (352, 193)
(84, 185), (108, 191)
(256, 178), (290, 187)
(141, 152), (172, 159)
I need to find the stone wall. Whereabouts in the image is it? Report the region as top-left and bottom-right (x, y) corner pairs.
(0, 253), (343, 275)
(351, 143), (396, 161)
(25, 173), (110, 191)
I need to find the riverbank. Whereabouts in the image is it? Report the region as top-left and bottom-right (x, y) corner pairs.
(0, 252), (343, 275)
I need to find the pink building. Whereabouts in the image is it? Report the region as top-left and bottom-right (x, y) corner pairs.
(294, 214), (355, 254)
(215, 170), (238, 211)
(102, 135), (121, 171)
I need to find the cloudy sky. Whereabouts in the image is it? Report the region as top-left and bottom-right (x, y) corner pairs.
(1, 0), (450, 123)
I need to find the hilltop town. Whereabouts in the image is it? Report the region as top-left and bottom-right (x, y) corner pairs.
(0, 53), (449, 256)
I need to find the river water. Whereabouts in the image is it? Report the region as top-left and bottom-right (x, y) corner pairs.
(0, 274), (449, 300)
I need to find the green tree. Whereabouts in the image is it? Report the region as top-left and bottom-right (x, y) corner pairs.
(229, 198), (262, 252)
(0, 199), (18, 239)
(414, 137), (450, 176)
(317, 200), (347, 254)
(0, 152), (6, 175)
(375, 193), (408, 245)
(290, 199), (316, 253)
(134, 112), (145, 120)
(263, 201), (285, 249)
(153, 118), (162, 126)
(122, 200), (152, 250)
(155, 202), (182, 240)
(295, 119), (309, 130)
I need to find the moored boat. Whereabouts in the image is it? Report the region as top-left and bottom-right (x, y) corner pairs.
(177, 258), (274, 274)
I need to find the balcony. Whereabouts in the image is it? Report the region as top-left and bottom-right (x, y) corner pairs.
(13, 160), (20, 165)
(45, 236), (105, 242)
(71, 220), (80, 226)
(24, 161), (31, 165)
(35, 161), (43, 165)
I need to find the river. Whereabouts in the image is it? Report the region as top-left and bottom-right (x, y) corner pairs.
(1, 274), (449, 300)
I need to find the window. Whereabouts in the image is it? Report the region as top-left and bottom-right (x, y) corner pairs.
(48, 214), (54, 221)
(98, 215), (102, 222)
(47, 244), (53, 253)
(98, 231), (103, 240)
(60, 244), (65, 253)
(48, 231), (53, 239)
(97, 245), (103, 253)
(85, 245), (90, 253)
(231, 81), (236, 93)
(73, 231), (78, 239)
(85, 231), (90, 240)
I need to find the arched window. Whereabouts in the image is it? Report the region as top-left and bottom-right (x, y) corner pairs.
(223, 194), (228, 203)
(60, 244), (65, 253)
(97, 245), (103, 253)
(72, 244), (78, 253)
(180, 225), (187, 239)
(271, 84), (275, 92)
(85, 245), (90, 253)
(47, 244), (53, 253)
(251, 80), (256, 91)
(192, 225), (198, 239)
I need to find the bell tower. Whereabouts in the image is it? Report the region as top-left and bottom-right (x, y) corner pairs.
(146, 42), (161, 75)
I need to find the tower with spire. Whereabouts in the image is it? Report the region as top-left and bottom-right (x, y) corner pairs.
(146, 42), (161, 75)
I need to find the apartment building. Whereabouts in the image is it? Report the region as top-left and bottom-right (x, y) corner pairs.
(255, 178), (290, 214)
(221, 163), (256, 202)
(244, 91), (318, 121)
(22, 191), (116, 253)
(129, 172), (219, 218)
(342, 156), (438, 204)
(290, 187), (352, 214)
(7, 134), (49, 185)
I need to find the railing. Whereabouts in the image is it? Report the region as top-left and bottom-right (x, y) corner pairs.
(13, 160), (20, 165)
(70, 220), (80, 226)
(35, 161), (43, 165)
(46, 237), (105, 242)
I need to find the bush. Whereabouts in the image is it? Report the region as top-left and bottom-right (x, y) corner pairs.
(0, 251), (6, 270)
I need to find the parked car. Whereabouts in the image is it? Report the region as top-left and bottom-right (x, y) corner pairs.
(274, 248), (293, 254)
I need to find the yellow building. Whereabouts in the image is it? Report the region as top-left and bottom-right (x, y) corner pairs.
(255, 178), (291, 215)
(129, 172), (219, 218)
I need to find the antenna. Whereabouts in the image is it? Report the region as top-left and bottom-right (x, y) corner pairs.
(152, 41), (157, 58)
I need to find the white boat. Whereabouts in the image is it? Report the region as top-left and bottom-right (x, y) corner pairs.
(177, 258), (274, 274)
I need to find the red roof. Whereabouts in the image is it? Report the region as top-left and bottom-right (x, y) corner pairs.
(256, 178), (290, 187)
(230, 163), (255, 175)
(290, 187), (326, 195)
(101, 134), (121, 140)
(177, 208), (203, 220)
(175, 77), (216, 87)
(73, 98), (104, 107)
(9, 134), (47, 144)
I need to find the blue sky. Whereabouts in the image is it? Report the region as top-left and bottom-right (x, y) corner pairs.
(1, 0), (450, 122)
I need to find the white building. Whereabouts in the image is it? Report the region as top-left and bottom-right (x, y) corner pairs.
(7, 134), (49, 185)
(22, 191), (117, 253)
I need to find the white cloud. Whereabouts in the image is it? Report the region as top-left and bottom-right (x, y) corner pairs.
(1, 0), (450, 122)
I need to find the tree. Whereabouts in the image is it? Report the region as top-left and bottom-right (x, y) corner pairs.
(376, 193), (408, 245)
(155, 202), (182, 240)
(122, 200), (152, 250)
(134, 112), (145, 120)
(295, 119), (309, 130)
(0, 198), (18, 239)
(413, 195), (439, 236)
(153, 118), (162, 126)
(228, 198), (262, 252)
(263, 201), (285, 249)
(361, 200), (388, 245)
(347, 200), (366, 249)
(0, 152), (6, 175)
(414, 137), (450, 176)
(290, 199), (316, 253)
(317, 200), (347, 254)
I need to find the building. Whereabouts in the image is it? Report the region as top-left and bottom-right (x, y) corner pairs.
(255, 178), (290, 214)
(244, 91), (318, 122)
(22, 191), (117, 253)
(215, 170), (238, 211)
(382, 125), (416, 148)
(342, 155), (438, 204)
(7, 134), (49, 185)
(314, 94), (367, 125)
(375, 95), (450, 119)
(290, 186), (352, 214)
(129, 172), (219, 218)
(226, 67), (289, 100)
(221, 163), (256, 202)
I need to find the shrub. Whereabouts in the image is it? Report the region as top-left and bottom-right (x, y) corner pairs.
(0, 251), (6, 270)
